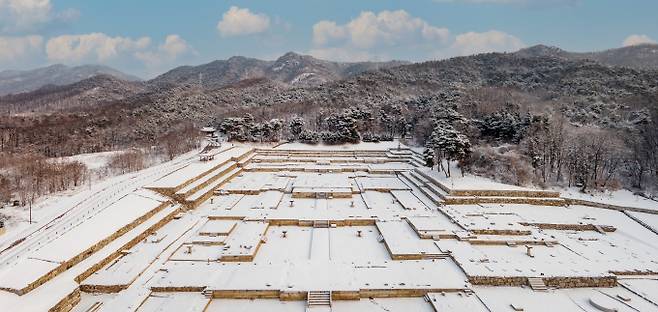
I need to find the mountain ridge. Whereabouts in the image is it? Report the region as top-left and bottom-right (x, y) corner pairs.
(149, 51), (409, 89)
(0, 64), (141, 96)
(515, 43), (658, 70)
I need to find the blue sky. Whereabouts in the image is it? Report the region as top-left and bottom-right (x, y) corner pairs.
(1, 0), (657, 78)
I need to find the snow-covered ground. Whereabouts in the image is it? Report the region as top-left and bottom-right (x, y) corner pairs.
(54, 150), (125, 171)
(561, 187), (658, 211)
(1, 142), (658, 312)
(276, 139), (406, 150)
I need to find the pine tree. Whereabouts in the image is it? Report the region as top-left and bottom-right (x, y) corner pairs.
(288, 116), (305, 140)
(427, 119), (471, 177)
(422, 147), (435, 168)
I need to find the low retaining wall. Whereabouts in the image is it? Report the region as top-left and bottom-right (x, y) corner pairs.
(49, 287), (81, 312)
(468, 276), (616, 288)
(267, 219), (376, 227)
(519, 222), (616, 232)
(450, 189), (560, 198)
(564, 198), (658, 215)
(444, 196), (565, 206)
(471, 229), (532, 235)
(202, 288), (463, 300)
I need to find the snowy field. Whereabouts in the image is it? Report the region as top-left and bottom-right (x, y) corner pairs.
(0, 142), (657, 312)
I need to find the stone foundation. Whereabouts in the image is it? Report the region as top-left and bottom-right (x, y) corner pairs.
(468, 275), (617, 288)
(520, 222), (616, 232)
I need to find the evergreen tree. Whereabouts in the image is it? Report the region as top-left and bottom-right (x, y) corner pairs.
(288, 116), (305, 140)
(422, 147), (435, 168)
(427, 119), (471, 177)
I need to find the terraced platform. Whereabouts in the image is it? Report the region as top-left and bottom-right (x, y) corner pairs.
(1, 142), (657, 312)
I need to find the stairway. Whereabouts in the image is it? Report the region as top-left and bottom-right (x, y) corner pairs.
(307, 290), (332, 307)
(313, 220), (330, 228)
(527, 277), (548, 291)
(423, 252), (451, 260)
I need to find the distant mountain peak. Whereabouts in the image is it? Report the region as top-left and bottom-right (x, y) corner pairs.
(0, 64), (140, 96)
(150, 52), (407, 89)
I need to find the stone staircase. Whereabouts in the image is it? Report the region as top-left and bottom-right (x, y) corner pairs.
(412, 168), (565, 206)
(423, 252), (451, 260)
(307, 290), (332, 308)
(527, 277), (548, 291)
(398, 171), (447, 205)
(313, 220), (330, 228)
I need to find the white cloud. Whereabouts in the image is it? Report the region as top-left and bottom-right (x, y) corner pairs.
(309, 10), (524, 62)
(313, 10), (449, 49)
(135, 34), (191, 67)
(622, 34), (656, 47)
(0, 0), (78, 33)
(46, 33), (151, 62)
(312, 21), (346, 46)
(0, 35), (43, 63)
(450, 30), (525, 56)
(217, 6), (270, 37)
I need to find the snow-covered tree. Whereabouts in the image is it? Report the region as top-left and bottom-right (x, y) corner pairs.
(427, 119), (471, 177)
(422, 147), (435, 168)
(288, 116), (305, 140)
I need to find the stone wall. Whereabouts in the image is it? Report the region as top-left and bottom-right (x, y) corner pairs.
(519, 222), (616, 232)
(443, 195), (565, 206)
(468, 276), (617, 288)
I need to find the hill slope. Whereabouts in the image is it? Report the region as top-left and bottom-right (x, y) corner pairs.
(149, 52), (407, 89)
(516, 44), (658, 70)
(0, 75), (146, 113)
(0, 64), (141, 96)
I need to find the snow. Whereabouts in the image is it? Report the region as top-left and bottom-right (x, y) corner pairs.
(419, 165), (533, 192)
(627, 211), (658, 233)
(220, 220), (269, 260)
(55, 150), (124, 170)
(198, 220), (237, 236)
(426, 292), (489, 312)
(356, 176), (410, 191)
(205, 299), (305, 312)
(474, 286), (658, 312)
(562, 188), (658, 211)
(147, 146), (251, 189)
(136, 292), (209, 312)
(3, 142), (658, 312)
(375, 220), (440, 256)
(275, 140), (407, 151)
(390, 190), (428, 210)
(83, 213), (199, 288)
(0, 191), (169, 290)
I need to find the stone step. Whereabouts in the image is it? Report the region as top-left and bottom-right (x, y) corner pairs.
(423, 252), (451, 260)
(307, 291), (332, 307)
(409, 170), (431, 185)
(527, 277), (548, 291)
(399, 171), (424, 188)
(313, 220), (330, 228)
